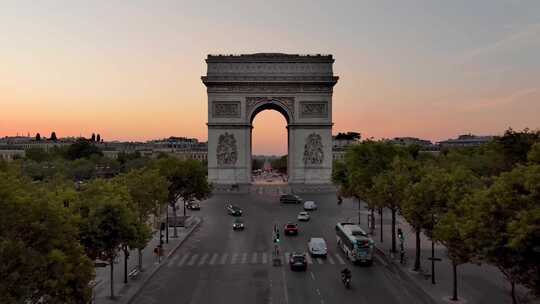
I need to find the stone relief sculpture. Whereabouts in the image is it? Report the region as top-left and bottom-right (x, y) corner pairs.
(217, 132), (237, 166)
(213, 102), (240, 117)
(303, 133), (324, 165)
(300, 102), (328, 117)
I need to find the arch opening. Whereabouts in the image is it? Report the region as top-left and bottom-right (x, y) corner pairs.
(250, 108), (288, 185)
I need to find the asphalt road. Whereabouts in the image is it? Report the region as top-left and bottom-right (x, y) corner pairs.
(132, 192), (434, 304)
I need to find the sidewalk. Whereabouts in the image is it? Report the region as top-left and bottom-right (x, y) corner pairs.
(92, 215), (202, 304)
(355, 202), (536, 304)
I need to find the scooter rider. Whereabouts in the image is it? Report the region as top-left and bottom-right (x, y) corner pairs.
(341, 267), (352, 280)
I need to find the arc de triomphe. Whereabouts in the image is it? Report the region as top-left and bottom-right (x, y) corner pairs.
(202, 53), (339, 189)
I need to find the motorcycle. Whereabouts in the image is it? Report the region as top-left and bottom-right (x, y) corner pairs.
(341, 273), (351, 289)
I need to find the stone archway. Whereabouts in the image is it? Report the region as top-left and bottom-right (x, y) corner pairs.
(202, 53), (339, 190)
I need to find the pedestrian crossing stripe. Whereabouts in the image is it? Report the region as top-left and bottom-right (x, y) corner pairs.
(177, 254), (190, 266)
(166, 252), (350, 267)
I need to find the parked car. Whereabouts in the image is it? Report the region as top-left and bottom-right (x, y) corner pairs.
(308, 237), (327, 257)
(303, 201), (317, 211)
(289, 252), (308, 271)
(226, 204), (243, 216)
(284, 223), (299, 235)
(297, 211), (310, 221)
(280, 194), (302, 204)
(186, 201), (201, 210)
(232, 218), (245, 230)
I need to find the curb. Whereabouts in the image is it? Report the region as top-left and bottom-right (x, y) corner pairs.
(374, 246), (438, 304)
(123, 216), (203, 304)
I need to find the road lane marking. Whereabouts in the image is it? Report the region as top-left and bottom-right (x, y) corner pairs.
(262, 252), (268, 264)
(327, 255), (335, 264)
(241, 253), (248, 264)
(198, 253), (209, 266)
(177, 254), (190, 267)
(219, 253), (228, 265)
(310, 272), (315, 280)
(167, 254), (180, 267)
(305, 254), (313, 264)
(208, 253), (218, 265)
(251, 252), (258, 264)
(231, 253), (238, 264)
(334, 253), (346, 264)
(187, 254), (198, 266)
(316, 288), (321, 295)
(315, 258), (323, 264)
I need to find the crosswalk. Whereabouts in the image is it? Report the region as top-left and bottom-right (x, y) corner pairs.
(165, 251), (350, 268)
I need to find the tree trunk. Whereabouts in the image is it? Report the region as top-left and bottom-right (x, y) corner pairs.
(370, 208), (375, 232)
(138, 248), (143, 272)
(379, 208), (383, 243)
(391, 208), (397, 253)
(123, 248), (128, 284)
(110, 257), (115, 299)
(173, 202), (178, 237)
(414, 229), (421, 271)
(511, 281), (517, 304)
(451, 261), (458, 301)
(183, 198), (186, 217)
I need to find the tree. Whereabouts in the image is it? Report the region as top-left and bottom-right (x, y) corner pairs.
(370, 156), (418, 252)
(35, 133), (41, 141)
(464, 164), (540, 303)
(25, 147), (49, 162)
(96, 134), (101, 142)
(402, 165), (447, 271)
(528, 142), (540, 164)
(155, 158), (212, 238)
(270, 155), (287, 174)
(91, 133), (96, 142)
(65, 139), (103, 160)
(50, 131), (57, 141)
(252, 158), (264, 171)
(77, 179), (138, 299)
(119, 169), (169, 271)
(0, 170), (94, 303)
(432, 166), (481, 301)
(342, 141), (401, 226)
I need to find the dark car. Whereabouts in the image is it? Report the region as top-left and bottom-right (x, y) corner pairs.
(289, 252), (308, 271)
(232, 218), (245, 230)
(280, 194), (302, 204)
(284, 223), (299, 235)
(186, 201), (200, 210)
(226, 204), (243, 216)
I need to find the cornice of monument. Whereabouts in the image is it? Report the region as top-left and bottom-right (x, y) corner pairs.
(206, 53), (334, 63)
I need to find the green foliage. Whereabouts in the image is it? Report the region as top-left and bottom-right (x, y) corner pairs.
(464, 164), (540, 296)
(25, 147), (49, 162)
(0, 170), (94, 303)
(155, 158), (212, 204)
(35, 133), (41, 141)
(528, 142), (540, 164)
(270, 155), (287, 174)
(50, 131), (57, 141)
(343, 140), (401, 200)
(252, 158), (264, 171)
(496, 128), (540, 169)
(65, 139), (103, 160)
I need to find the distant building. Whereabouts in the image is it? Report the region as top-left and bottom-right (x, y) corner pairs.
(387, 137), (440, 152)
(332, 132), (361, 161)
(438, 134), (494, 148)
(0, 135), (208, 162)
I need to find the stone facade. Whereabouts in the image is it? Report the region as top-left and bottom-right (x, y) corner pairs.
(202, 53), (339, 186)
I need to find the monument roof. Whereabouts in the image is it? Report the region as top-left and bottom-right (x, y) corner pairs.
(206, 53), (334, 63)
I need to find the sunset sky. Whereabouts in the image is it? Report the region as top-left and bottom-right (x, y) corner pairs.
(1, 1), (539, 155)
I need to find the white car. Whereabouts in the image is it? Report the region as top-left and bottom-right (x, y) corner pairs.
(297, 211), (310, 221)
(303, 201), (317, 211)
(308, 237), (327, 257)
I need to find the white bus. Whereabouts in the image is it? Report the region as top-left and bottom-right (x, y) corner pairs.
(335, 222), (374, 265)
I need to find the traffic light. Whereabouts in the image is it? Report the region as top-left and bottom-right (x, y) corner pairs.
(275, 232), (280, 243)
